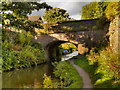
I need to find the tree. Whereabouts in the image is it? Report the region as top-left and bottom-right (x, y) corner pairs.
(104, 2), (120, 20)
(43, 8), (73, 23)
(81, 2), (103, 19)
(2, 2), (52, 18)
(81, 2), (120, 21)
(2, 2), (52, 33)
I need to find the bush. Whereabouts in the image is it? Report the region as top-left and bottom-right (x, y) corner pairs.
(42, 61), (83, 88)
(52, 61), (82, 88)
(87, 48), (119, 80)
(2, 41), (18, 70)
(2, 30), (46, 71)
(74, 47), (120, 88)
(2, 40), (46, 71)
(105, 2), (120, 21)
(43, 74), (58, 88)
(16, 31), (32, 46)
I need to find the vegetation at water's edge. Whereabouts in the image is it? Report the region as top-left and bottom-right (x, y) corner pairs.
(2, 29), (46, 71)
(42, 61), (83, 88)
(74, 47), (120, 88)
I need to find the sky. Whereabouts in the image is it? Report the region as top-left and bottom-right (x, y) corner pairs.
(29, 1), (91, 20)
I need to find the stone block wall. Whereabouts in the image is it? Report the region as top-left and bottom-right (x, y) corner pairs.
(55, 18), (101, 31)
(109, 17), (119, 54)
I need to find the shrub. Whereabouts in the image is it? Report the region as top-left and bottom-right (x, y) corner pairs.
(52, 61), (83, 88)
(105, 2), (120, 21)
(2, 41), (18, 70)
(16, 31), (32, 46)
(43, 74), (58, 88)
(42, 61), (83, 88)
(74, 47), (119, 88)
(2, 31), (46, 71)
(87, 48), (119, 80)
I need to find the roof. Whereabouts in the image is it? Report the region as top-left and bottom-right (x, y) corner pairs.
(28, 16), (41, 21)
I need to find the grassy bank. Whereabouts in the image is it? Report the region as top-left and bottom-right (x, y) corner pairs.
(42, 61), (83, 88)
(74, 48), (119, 88)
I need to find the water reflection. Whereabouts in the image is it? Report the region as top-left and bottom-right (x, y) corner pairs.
(62, 51), (78, 61)
(2, 62), (55, 88)
(2, 51), (78, 88)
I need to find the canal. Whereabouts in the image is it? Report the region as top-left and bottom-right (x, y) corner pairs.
(2, 62), (55, 88)
(2, 51), (78, 88)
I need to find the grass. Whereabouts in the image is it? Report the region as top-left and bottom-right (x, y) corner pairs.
(73, 55), (119, 88)
(73, 56), (98, 84)
(64, 61), (83, 88)
(50, 61), (83, 88)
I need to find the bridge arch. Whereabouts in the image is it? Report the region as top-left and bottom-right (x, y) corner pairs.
(44, 40), (78, 61)
(33, 18), (109, 61)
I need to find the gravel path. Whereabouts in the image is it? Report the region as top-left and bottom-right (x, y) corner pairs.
(70, 59), (93, 88)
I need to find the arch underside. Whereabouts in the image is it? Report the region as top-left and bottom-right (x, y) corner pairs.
(44, 40), (78, 61)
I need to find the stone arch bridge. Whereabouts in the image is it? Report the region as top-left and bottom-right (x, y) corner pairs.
(33, 18), (110, 60)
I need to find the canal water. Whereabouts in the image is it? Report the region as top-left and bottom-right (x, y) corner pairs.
(62, 51), (78, 61)
(2, 62), (55, 88)
(2, 51), (78, 88)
